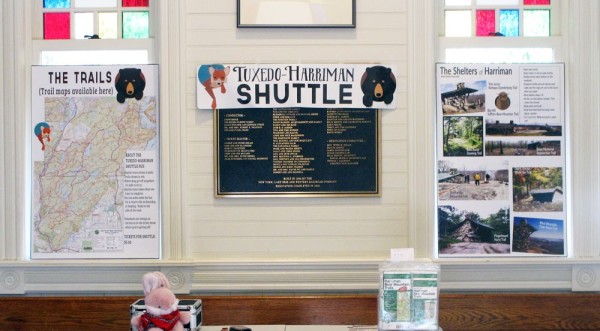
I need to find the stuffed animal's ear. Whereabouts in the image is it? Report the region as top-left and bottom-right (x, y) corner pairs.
(142, 271), (171, 296)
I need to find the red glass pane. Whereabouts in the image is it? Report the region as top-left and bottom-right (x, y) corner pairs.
(44, 13), (71, 39)
(122, 0), (148, 7)
(524, 0), (550, 4)
(476, 10), (495, 36)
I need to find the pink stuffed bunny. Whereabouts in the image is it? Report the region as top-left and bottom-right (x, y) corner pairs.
(131, 271), (191, 331)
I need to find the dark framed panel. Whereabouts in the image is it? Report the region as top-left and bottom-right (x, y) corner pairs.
(237, 0), (356, 28)
(215, 108), (380, 197)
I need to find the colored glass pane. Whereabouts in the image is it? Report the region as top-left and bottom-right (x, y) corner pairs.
(74, 0), (117, 7)
(445, 10), (472, 37)
(44, 13), (71, 39)
(123, 11), (149, 38)
(44, 0), (70, 8)
(445, 0), (471, 6)
(476, 0), (518, 5)
(476, 10), (495, 36)
(99, 12), (118, 39)
(524, 0), (550, 5)
(524, 9), (550, 36)
(74, 12), (94, 39)
(499, 9), (519, 37)
(123, 0), (149, 7)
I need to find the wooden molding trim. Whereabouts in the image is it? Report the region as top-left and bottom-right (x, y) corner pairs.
(2, 293), (600, 330)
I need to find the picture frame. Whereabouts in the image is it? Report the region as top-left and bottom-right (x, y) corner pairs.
(237, 0), (356, 28)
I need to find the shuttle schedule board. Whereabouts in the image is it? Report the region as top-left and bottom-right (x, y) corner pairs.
(215, 107), (380, 197)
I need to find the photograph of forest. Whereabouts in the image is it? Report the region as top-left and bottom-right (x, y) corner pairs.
(442, 116), (483, 157)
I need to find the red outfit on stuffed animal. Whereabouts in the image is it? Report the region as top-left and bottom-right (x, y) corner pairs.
(137, 310), (181, 331)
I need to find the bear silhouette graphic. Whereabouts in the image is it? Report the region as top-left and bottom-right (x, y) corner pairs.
(360, 66), (397, 108)
(115, 68), (146, 103)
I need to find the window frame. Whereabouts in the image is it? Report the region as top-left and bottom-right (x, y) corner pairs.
(434, 0), (570, 259)
(32, 1), (156, 65)
(438, 0), (563, 63)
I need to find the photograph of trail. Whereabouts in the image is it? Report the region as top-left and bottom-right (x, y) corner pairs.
(442, 116), (483, 157)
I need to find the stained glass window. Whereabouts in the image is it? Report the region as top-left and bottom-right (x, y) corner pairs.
(524, 0), (550, 5)
(445, 10), (472, 37)
(74, 12), (94, 39)
(524, 9), (550, 36)
(42, 1), (149, 40)
(44, 13), (70, 39)
(476, 10), (495, 36)
(499, 9), (519, 37)
(477, 0), (518, 5)
(123, 12), (149, 39)
(99, 12), (118, 39)
(441, 0), (558, 64)
(44, 0), (70, 9)
(75, 0), (117, 7)
(445, 0), (471, 6)
(444, 1), (552, 37)
(123, 0), (149, 7)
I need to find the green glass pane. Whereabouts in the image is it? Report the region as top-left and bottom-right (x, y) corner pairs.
(123, 11), (149, 39)
(445, 10), (472, 37)
(99, 12), (118, 39)
(74, 12), (94, 39)
(524, 9), (550, 36)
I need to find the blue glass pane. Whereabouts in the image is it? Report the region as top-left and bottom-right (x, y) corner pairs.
(499, 9), (519, 37)
(44, 0), (70, 8)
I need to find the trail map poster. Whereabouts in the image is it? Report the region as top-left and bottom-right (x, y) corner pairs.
(31, 65), (160, 259)
(435, 63), (566, 257)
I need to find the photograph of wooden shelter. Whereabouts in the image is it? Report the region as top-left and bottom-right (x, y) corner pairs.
(451, 217), (494, 243)
(513, 167), (563, 212)
(484, 140), (561, 157)
(440, 81), (486, 114)
(486, 120), (563, 137)
(438, 205), (510, 255)
(530, 187), (563, 203)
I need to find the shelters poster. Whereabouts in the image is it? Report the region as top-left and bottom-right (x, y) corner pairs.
(31, 65), (160, 259)
(435, 63), (566, 257)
